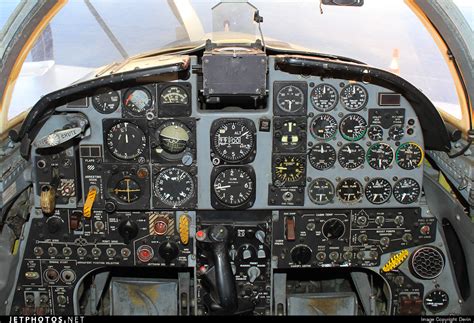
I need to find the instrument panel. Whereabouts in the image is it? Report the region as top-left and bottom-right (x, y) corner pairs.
(11, 54), (459, 317)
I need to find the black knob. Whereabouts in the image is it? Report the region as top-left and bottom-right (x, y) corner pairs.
(118, 219), (139, 244)
(291, 245), (312, 265)
(158, 241), (179, 263)
(47, 217), (62, 234)
(322, 218), (345, 240)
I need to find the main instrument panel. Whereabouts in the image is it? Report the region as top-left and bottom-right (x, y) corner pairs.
(7, 52), (461, 316)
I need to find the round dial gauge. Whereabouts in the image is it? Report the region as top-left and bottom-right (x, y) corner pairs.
(338, 143), (365, 169)
(123, 87), (153, 115)
(367, 143), (394, 170)
(389, 125), (404, 141)
(273, 155), (305, 184)
(92, 88), (120, 113)
(276, 85), (305, 113)
(424, 290), (449, 313)
(212, 121), (255, 162)
(157, 120), (191, 154)
(310, 114), (338, 140)
(159, 85), (189, 105)
(340, 114), (367, 141)
(277, 120), (304, 149)
(365, 178), (392, 204)
(368, 126), (383, 141)
(396, 142), (424, 170)
(113, 177), (141, 203)
(337, 178), (363, 203)
(308, 178), (335, 205)
(154, 168), (194, 207)
(340, 84), (368, 111)
(309, 143), (337, 170)
(310, 84), (338, 112)
(106, 122), (146, 160)
(393, 178), (420, 204)
(213, 168), (254, 206)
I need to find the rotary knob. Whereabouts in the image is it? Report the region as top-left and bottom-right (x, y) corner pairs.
(322, 218), (345, 240)
(158, 241), (179, 263)
(118, 219), (139, 244)
(290, 245), (312, 265)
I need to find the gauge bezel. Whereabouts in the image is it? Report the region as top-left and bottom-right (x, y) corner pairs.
(103, 119), (148, 163)
(338, 143), (365, 170)
(122, 86), (154, 117)
(210, 118), (257, 164)
(272, 154), (307, 187)
(388, 125), (405, 141)
(105, 166), (151, 210)
(157, 82), (192, 117)
(150, 118), (196, 164)
(273, 116), (307, 153)
(336, 178), (363, 204)
(365, 177), (392, 205)
(393, 177), (420, 204)
(310, 113), (338, 140)
(309, 143), (337, 170)
(308, 178), (335, 205)
(152, 166), (197, 209)
(310, 83), (338, 112)
(211, 165), (256, 210)
(273, 81), (308, 116)
(367, 125), (384, 141)
(366, 142), (394, 170)
(396, 142), (424, 170)
(340, 83), (368, 112)
(92, 87), (120, 114)
(339, 113), (367, 141)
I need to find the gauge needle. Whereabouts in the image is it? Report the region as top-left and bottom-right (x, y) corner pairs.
(287, 100), (292, 111)
(275, 167), (287, 170)
(215, 185), (231, 190)
(125, 134), (129, 144)
(402, 193), (407, 201)
(379, 159), (382, 168)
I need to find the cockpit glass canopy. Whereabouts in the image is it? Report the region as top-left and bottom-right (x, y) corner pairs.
(0, 0), (466, 123)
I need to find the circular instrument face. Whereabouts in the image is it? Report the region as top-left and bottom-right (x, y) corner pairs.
(154, 168), (194, 207)
(309, 143), (337, 170)
(273, 155), (305, 184)
(123, 87), (153, 115)
(424, 290), (449, 313)
(389, 125), (404, 141)
(159, 85), (189, 105)
(322, 218), (345, 240)
(365, 178), (392, 204)
(396, 142), (424, 170)
(212, 121), (255, 162)
(340, 84), (368, 111)
(113, 177), (141, 203)
(92, 88), (120, 113)
(393, 178), (420, 204)
(310, 114), (338, 140)
(339, 114), (367, 141)
(368, 126), (383, 141)
(337, 178), (363, 203)
(338, 143), (365, 169)
(277, 120), (304, 150)
(276, 85), (305, 113)
(157, 120), (191, 154)
(106, 122), (146, 160)
(367, 143), (394, 170)
(310, 84), (338, 112)
(308, 178), (335, 205)
(213, 168), (254, 206)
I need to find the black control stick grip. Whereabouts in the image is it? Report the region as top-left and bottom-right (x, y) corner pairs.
(203, 225), (238, 313)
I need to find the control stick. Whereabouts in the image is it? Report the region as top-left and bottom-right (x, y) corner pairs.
(197, 225), (238, 314)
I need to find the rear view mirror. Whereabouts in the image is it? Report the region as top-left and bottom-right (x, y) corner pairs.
(321, 0), (364, 6)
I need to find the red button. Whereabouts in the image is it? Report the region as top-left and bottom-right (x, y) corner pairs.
(196, 230), (205, 239)
(137, 245), (154, 262)
(420, 225), (430, 235)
